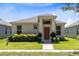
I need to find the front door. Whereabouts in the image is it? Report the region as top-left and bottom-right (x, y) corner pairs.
(44, 27), (50, 40)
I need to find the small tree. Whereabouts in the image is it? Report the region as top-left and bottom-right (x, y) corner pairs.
(6, 37), (8, 46)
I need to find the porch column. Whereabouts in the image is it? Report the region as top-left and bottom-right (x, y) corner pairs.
(38, 19), (42, 33)
(38, 18), (44, 42)
(51, 19), (56, 33)
(61, 25), (65, 37)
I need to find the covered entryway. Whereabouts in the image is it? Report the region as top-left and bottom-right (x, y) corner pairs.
(44, 27), (50, 40)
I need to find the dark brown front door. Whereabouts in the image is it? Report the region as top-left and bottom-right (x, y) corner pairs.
(44, 27), (50, 40)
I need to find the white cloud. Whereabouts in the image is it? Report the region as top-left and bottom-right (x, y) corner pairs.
(65, 18), (75, 27)
(0, 6), (16, 16)
(3, 6), (15, 13)
(75, 12), (79, 15)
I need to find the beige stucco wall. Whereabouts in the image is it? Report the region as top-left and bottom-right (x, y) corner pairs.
(12, 24), (17, 35)
(22, 23), (38, 34)
(12, 23), (38, 35)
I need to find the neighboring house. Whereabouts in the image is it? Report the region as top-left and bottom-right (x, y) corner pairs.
(0, 19), (11, 38)
(65, 21), (79, 37)
(10, 14), (66, 42)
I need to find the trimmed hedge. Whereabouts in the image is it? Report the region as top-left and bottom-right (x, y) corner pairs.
(8, 34), (38, 42)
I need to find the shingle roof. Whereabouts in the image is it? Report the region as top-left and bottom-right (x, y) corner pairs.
(10, 14), (66, 24)
(0, 19), (11, 26)
(10, 17), (38, 23)
(38, 14), (56, 16)
(56, 20), (66, 24)
(66, 21), (79, 28)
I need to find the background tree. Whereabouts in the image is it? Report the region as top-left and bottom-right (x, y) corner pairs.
(61, 3), (79, 13)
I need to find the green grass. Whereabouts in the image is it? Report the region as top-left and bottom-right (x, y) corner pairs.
(53, 37), (79, 50)
(0, 39), (42, 50)
(0, 52), (79, 56)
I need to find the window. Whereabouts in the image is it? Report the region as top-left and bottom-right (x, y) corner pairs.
(43, 21), (50, 24)
(77, 27), (79, 35)
(67, 30), (69, 34)
(17, 25), (22, 34)
(5, 27), (7, 34)
(34, 25), (37, 29)
(56, 26), (61, 35)
(10, 28), (12, 34)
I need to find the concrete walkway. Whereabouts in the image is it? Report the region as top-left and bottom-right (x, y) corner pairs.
(42, 40), (54, 50)
(43, 44), (54, 50)
(0, 50), (79, 52)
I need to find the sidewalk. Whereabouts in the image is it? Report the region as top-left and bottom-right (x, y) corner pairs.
(0, 50), (79, 52)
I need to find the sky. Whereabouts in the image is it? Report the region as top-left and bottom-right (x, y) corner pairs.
(0, 3), (79, 26)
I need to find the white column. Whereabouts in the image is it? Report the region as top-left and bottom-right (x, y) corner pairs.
(61, 25), (65, 37)
(38, 19), (42, 33)
(38, 18), (44, 42)
(51, 19), (56, 33)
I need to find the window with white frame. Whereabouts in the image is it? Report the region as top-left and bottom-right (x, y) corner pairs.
(17, 25), (22, 34)
(56, 26), (61, 35)
(34, 25), (37, 29)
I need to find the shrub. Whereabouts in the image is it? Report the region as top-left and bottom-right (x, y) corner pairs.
(52, 35), (67, 43)
(56, 35), (67, 41)
(50, 32), (56, 42)
(50, 32), (56, 37)
(37, 33), (42, 37)
(8, 34), (38, 42)
(77, 36), (79, 40)
(27, 34), (38, 42)
(8, 35), (13, 41)
(54, 37), (60, 43)
(37, 33), (42, 42)
(59, 36), (67, 41)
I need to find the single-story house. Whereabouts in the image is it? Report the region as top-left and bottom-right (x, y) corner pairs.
(0, 19), (11, 38)
(10, 14), (66, 42)
(65, 21), (79, 37)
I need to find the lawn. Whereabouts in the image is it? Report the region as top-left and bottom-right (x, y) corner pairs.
(0, 52), (79, 56)
(0, 39), (42, 50)
(53, 37), (79, 50)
